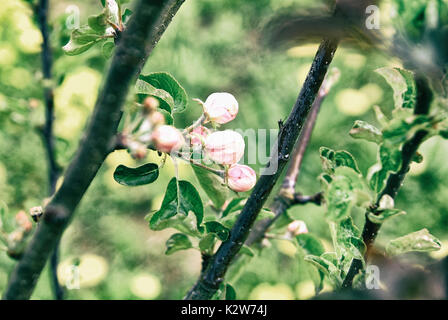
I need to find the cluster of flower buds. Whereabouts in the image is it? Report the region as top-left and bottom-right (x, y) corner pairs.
(127, 92), (257, 192)
(125, 97), (169, 160)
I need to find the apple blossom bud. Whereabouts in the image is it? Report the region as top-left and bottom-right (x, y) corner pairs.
(205, 130), (245, 165)
(128, 141), (148, 160)
(227, 164), (257, 192)
(15, 210), (32, 233)
(28, 98), (39, 109)
(287, 220), (308, 236)
(190, 125), (210, 146)
(203, 92), (238, 124)
(143, 96), (160, 113)
(150, 111), (165, 126)
(151, 125), (184, 153)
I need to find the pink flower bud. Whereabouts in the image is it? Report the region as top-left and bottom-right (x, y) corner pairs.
(15, 210), (32, 233)
(143, 96), (160, 113)
(151, 125), (184, 153)
(150, 111), (165, 126)
(190, 125), (210, 146)
(205, 130), (245, 165)
(227, 164), (257, 192)
(287, 220), (308, 236)
(128, 141), (148, 160)
(204, 92), (238, 124)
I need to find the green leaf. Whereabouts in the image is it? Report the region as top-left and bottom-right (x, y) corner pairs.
(199, 233), (216, 253)
(376, 67), (416, 109)
(150, 178), (204, 235)
(204, 221), (230, 241)
(62, 27), (105, 56)
(367, 208), (406, 224)
(113, 163), (159, 186)
(331, 217), (365, 261)
(367, 163), (388, 193)
(220, 206), (274, 229)
(379, 142), (402, 173)
(325, 167), (368, 221)
(122, 8), (133, 24)
(165, 233), (193, 255)
(88, 12), (108, 33)
(101, 41), (114, 59)
(296, 234), (325, 256)
(320, 147), (360, 174)
(138, 72), (188, 113)
(222, 197), (245, 218)
(239, 245), (255, 257)
(349, 120), (383, 144)
(386, 228), (441, 256)
(192, 165), (228, 209)
(373, 105), (389, 127)
(304, 254), (342, 286)
(225, 284), (237, 300)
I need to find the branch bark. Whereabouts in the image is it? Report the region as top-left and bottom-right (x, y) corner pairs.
(342, 75), (433, 288)
(245, 73), (338, 247)
(185, 38), (339, 300)
(3, 0), (185, 300)
(35, 0), (64, 300)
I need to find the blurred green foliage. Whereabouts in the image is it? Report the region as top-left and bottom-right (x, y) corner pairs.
(0, 0), (447, 299)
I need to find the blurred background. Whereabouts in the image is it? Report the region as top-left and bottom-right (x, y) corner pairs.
(0, 0), (447, 299)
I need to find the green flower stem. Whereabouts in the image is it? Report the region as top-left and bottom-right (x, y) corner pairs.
(342, 75), (433, 289)
(184, 37), (339, 300)
(171, 151), (224, 178)
(184, 113), (207, 133)
(3, 0), (186, 300)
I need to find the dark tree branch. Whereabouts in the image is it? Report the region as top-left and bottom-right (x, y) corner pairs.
(35, 0), (64, 300)
(3, 0), (185, 300)
(245, 73), (338, 247)
(185, 38), (339, 300)
(342, 76), (433, 288)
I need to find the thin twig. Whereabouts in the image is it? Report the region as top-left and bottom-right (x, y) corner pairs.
(342, 75), (433, 288)
(3, 0), (186, 300)
(184, 38), (339, 300)
(35, 0), (64, 300)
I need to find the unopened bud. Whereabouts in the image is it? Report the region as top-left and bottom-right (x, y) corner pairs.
(128, 141), (148, 160)
(151, 125), (184, 153)
(203, 92), (238, 124)
(8, 230), (23, 243)
(28, 98), (39, 109)
(190, 125), (210, 146)
(227, 164), (257, 192)
(205, 130), (245, 165)
(287, 220), (308, 236)
(143, 96), (160, 113)
(30, 206), (43, 223)
(15, 210), (32, 233)
(150, 111), (165, 126)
